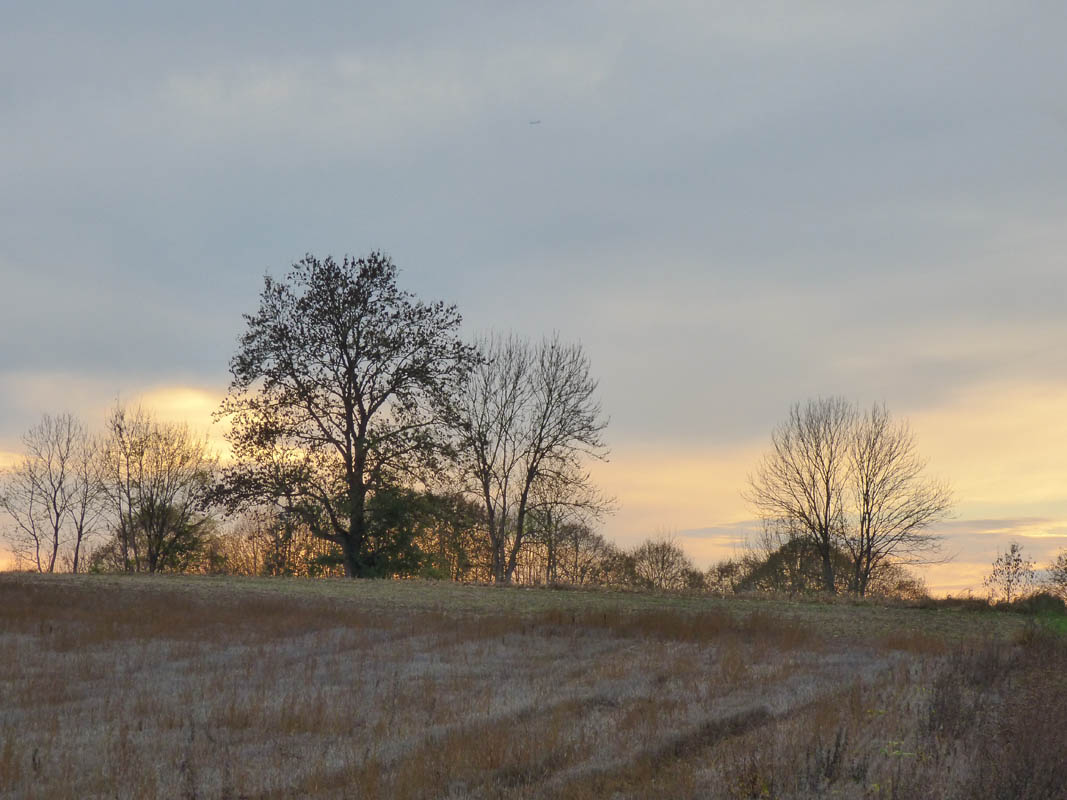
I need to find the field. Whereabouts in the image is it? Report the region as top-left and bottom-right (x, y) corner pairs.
(1, 575), (1064, 799)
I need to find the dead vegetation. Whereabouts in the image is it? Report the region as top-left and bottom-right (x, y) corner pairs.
(0, 574), (1061, 798)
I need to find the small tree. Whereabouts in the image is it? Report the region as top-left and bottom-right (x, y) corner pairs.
(523, 470), (613, 585)
(100, 405), (216, 573)
(557, 525), (616, 585)
(1046, 549), (1067, 601)
(985, 542), (1036, 603)
(0, 413), (104, 573)
(630, 535), (694, 591)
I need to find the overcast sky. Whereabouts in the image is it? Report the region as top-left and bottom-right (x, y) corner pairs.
(3, 1), (1066, 591)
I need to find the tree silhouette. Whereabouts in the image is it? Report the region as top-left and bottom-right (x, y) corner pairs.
(218, 252), (476, 578)
(985, 541), (1035, 603)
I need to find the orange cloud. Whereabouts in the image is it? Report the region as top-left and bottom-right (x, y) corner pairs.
(593, 378), (1067, 595)
(138, 386), (223, 426)
(0, 377), (232, 477)
(138, 385), (232, 461)
(907, 379), (1067, 515)
(590, 440), (764, 549)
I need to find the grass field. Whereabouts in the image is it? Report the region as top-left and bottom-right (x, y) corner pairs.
(1, 574), (1063, 799)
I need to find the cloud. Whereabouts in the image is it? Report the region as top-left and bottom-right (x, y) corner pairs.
(935, 518), (1067, 539)
(589, 440), (765, 545)
(0, 373), (227, 457)
(4, 1), (1067, 588)
(907, 379), (1067, 513)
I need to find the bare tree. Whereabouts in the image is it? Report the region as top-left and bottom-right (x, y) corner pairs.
(524, 466), (614, 584)
(985, 541), (1036, 603)
(1, 414), (77, 572)
(66, 431), (107, 573)
(745, 397), (854, 593)
(101, 405), (216, 573)
(747, 398), (951, 596)
(558, 525), (615, 585)
(209, 507), (343, 577)
(0, 413), (104, 573)
(844, 404), (952, 596)
(453, 334), (609, 583)
(630, 535), (694, 591)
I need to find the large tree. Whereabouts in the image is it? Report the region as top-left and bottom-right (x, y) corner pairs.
(453, 334), (609, 583)
(746, 398), (951, 595)
(844, 404), (952, 595)
(745, 397), (854, 593)
(218, 252), (476, 578)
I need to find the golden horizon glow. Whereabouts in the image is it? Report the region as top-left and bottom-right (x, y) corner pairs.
(595, 377), (1067, 595)
(138, 385), (232, 461)
(3, 377), (1067, 596)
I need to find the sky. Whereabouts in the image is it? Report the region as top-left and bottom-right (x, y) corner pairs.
(3, 2), (1067, 593)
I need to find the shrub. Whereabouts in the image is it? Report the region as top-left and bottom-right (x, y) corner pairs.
(1011, 591), (1066, 616)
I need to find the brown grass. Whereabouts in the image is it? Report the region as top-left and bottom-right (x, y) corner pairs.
(0, 573), (1060, 799)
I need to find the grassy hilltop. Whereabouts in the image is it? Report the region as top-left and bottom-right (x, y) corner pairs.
(0, 574), (1063, 799)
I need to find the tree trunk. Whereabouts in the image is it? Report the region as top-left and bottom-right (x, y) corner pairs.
(340, 535), (360, 578)
(821, 550), (836, 594)
(344, 478), (368, 578)
(491, 536), (507, 583)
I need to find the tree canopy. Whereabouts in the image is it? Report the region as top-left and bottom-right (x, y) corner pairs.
(217, 252), (477, 577)
(747, 398), (951, 595)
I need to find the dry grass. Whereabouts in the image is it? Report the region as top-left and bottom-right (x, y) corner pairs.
(0, 574), (1060, 798)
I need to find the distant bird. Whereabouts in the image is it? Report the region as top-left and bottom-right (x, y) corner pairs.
(529, 120), (541, 125)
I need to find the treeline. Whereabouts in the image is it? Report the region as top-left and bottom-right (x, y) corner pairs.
(0, 401), (928, 598)
(4, 402), (1063, 605)
(4, 250), (1062, 603)
(6, 404), (1064, 605)
(0, 409), (932, 600)
(1, 253), (614, 583)
(0, 407), (215, 575)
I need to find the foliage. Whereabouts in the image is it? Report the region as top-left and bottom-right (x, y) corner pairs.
(738, 536), (852, 594)
(99, 405), (216, 574)
(89, 508), (217, 574)
(217, 252), (477, 578)
(707, 536), (929, 600)
(208, 507), (343, 577)
(1047, 549), (1067, 600)
(1009, 591), (1066, 616)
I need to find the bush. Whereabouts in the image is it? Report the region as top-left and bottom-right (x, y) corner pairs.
(1011, 591), (1066, 616)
